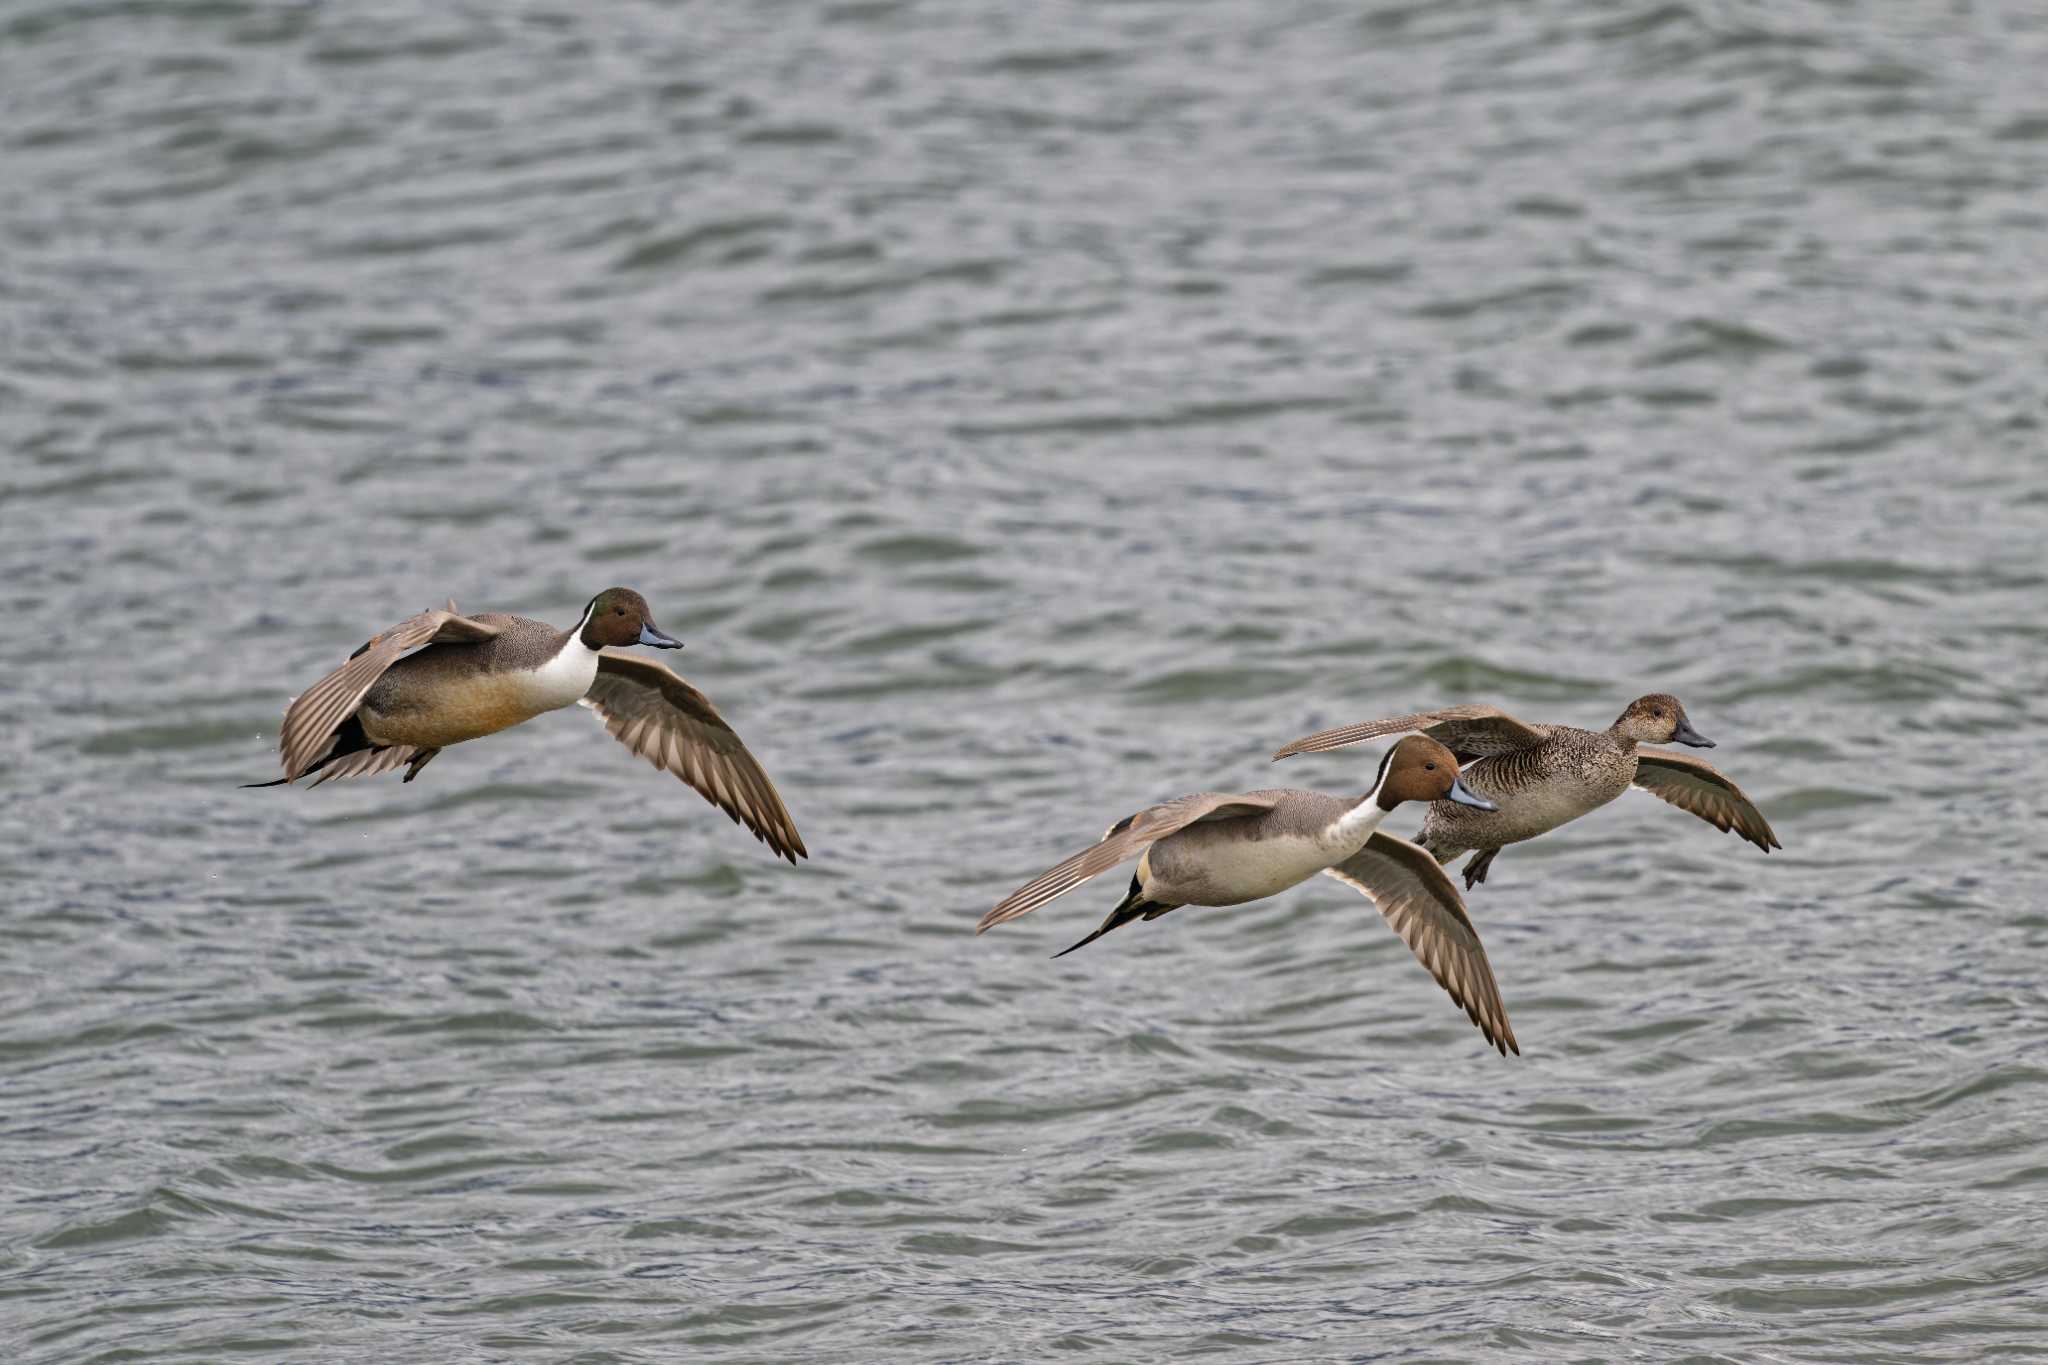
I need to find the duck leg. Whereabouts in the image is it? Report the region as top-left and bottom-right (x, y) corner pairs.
(402, 748), (441, 782)
(1461, 848), (1500, 889)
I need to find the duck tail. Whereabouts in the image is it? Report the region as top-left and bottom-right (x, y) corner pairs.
(1052, 875), (1172, 959)
(243, 714), (377, 789)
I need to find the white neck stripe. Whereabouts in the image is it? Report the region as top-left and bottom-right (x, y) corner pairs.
(1327, 787), (1390, 848)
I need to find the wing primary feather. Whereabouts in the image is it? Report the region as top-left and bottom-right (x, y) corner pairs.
(584, 651), (807, 862)
(1322, 834), (1517, 1057)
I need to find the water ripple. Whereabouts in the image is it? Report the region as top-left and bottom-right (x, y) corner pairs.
(5, 0), (2047, 1361)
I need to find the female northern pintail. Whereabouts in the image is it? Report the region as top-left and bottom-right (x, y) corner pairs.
(1272, 693), (1777, 889)
(978, 735), (1518, 1056)
(252, 588), (806, 863)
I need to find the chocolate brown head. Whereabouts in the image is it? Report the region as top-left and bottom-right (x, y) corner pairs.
(1374, 735), (1498, 812)
(580, 587), (682, 650)
(1609, 692), (1712, 748)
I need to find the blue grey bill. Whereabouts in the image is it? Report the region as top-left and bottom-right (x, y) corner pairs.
(1447, 776), (1496, 811)
(638, 623), (683, 648)
(1671, 718), (1714, 748)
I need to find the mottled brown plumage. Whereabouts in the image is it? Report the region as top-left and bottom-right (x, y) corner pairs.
(1274, 694), (1778, 889)
(1273, 704), (1546, 762)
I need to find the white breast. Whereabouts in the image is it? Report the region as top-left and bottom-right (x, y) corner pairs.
(521, 637), (601, 712)
(1198, 834), (1349, 904)
(1324, 799), (1389, 850)
(1153, 808), (1389, 908)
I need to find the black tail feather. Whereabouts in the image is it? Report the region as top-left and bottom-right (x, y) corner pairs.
(243, 714), (375, 789)
(1053, 876), (1173, 959)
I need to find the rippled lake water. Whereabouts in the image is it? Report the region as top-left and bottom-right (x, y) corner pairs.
(5, 1), (2047, 1360)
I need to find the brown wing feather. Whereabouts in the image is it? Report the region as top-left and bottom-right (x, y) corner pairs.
(1633, 749), (1781, 853)
(1272, 704), (1545, 761)
(1323, 831), (1519, 1057)
(581, 651), (807, 864)
(977, 793), (1281, 933)
(277, 609), (502, 779)
(303, 745), (423, 788)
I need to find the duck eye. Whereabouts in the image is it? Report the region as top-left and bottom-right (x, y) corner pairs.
(1425, 762), (1437, 771)
(615, 607), (625, 616)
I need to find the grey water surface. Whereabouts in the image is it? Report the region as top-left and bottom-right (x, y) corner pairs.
(4, 1), (2047, 1360)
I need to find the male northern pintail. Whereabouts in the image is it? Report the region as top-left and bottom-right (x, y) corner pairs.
(252, 588), (806, 863)
(1273, 693), (1776, 889)
(977, 735), (1518, 1056)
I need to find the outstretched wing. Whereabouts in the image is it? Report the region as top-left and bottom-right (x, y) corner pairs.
(1633, 749), (1781, 853)
(977, 792), (1281, 933)
(1323, 831), (1519, 1057)
(278, 608), (501, 780)
(1273, 704), (1546, 762)
(580, 651), (807, 864)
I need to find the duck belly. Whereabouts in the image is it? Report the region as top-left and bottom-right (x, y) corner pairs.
(1147, 828), (1347, 907)
(1422, 748), (1634, 848)
(360, 653), (597, 748)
